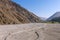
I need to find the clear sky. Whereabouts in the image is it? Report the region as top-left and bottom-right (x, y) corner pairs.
(12, 0), (60, 18)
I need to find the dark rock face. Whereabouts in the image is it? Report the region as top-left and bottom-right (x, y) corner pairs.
(50, 17), (60, 23)
(0, 0), (42, 24)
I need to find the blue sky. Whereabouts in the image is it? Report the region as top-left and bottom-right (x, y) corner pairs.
(12, 0), (60, 18)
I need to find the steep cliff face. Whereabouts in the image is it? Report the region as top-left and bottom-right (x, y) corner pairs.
(0, 0), (42, 24)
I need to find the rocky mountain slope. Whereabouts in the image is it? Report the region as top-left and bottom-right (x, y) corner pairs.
(0, 0), (42, 24)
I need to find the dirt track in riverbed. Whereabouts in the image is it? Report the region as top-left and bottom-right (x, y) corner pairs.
(0, 23), (60, 40)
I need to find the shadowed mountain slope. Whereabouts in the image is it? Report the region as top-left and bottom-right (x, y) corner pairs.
(0, 0), (42, 24)
(47, 12), (60, 21)
(47, 12), (60, 23)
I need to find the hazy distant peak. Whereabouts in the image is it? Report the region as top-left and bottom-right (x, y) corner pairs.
(54, 11), (60, 15)
(52, 11), (60, 17)
(47, 11), (60, 21)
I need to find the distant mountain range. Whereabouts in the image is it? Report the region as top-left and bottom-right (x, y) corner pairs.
(0, 0), (43, 24)
(47, 12), (60, 23)
(40, 17), (47, 21)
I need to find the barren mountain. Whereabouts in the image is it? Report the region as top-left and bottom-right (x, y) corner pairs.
(47, 12), (60, 22)
(0, 0), (42, 24)
(47, 12), (60, 21)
